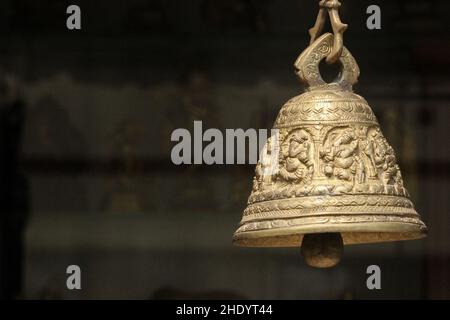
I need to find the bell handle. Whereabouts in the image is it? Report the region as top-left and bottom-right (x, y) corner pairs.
(294, 33), (359, 91)
(309, 0), (348, 64)
(326, 8), (347, 64)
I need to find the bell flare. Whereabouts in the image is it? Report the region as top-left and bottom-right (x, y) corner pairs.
(233, 223), (427, 248)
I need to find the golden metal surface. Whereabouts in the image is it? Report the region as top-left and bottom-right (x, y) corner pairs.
(233, 5), (427, 253)
(309, 0), (347, 64)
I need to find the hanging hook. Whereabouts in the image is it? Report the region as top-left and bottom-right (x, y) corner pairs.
(308, 0), (348, 64)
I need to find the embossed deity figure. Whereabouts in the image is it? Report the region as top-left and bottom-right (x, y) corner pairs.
(320, 129), (365, 184)
(253, 136), (277, 192)
(278, 129), (314, 184)
(366, 128), (403, 188)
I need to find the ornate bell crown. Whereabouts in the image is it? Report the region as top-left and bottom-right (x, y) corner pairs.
(232, 1), (427, 268)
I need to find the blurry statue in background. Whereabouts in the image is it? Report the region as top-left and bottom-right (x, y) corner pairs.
(164, 69), (221, 135)
(0, 70), (29, 299)
(24, 95), (88, 212)
(102, 119), (146, 214)
(161, 69), (220, 211)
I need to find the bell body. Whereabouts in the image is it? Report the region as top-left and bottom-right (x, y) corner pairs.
(233, 33), (427, 247)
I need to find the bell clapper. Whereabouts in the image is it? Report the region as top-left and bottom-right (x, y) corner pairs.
(301, 233), (344, 268)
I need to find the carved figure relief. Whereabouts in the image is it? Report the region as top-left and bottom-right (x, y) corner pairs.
(364, 128), (404, 187)
(249, 123), (407, 201)
(252, 135), (278, 192)
(278, 129), (314, 185)
(320, 128), (365, 184)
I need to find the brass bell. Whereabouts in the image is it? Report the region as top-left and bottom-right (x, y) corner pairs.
(232, 0), (427, 268)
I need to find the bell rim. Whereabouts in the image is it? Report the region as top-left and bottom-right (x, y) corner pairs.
(233, 220), (427, 247)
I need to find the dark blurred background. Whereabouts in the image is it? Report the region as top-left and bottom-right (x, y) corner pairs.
(0, 0), (449, 299)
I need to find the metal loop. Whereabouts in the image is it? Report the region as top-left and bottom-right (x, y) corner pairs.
(308, 0), (348, 64)
(295, 33), (359, 90)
